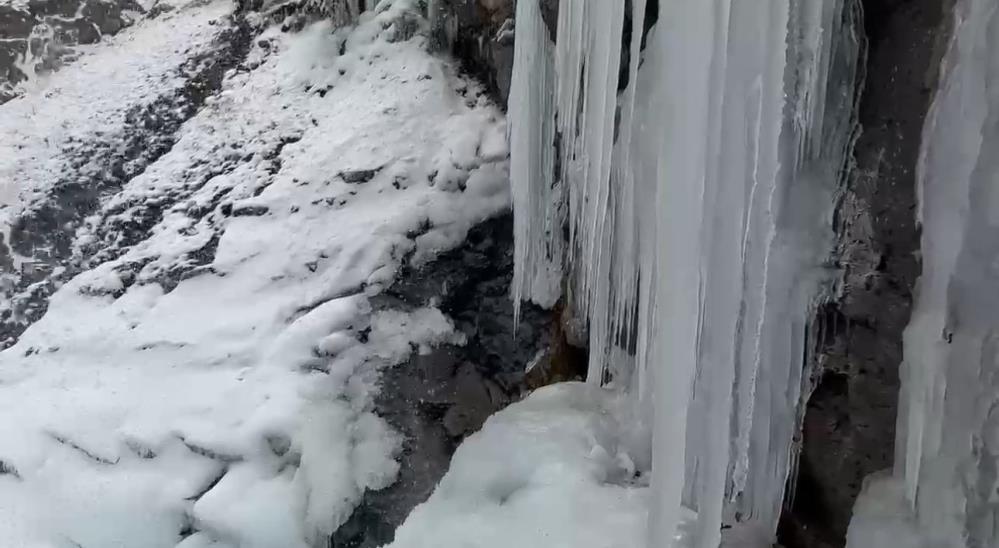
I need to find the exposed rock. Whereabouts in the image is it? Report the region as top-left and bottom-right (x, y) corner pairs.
(428, 0), (517, 103)
(331, 214), (552, 548)
(27, 0), (82, 18)
(81, 0), (127, 35)
(779, 1), (956, 546)
(0, 4), (38, 38)
(0, 0), (145, 105)
(0, 18), (257, 347)
(339, 166), (383, 184)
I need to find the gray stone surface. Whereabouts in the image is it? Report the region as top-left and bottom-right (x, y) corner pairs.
(428, 0), (516, 104)
(331, 214), (552, 548)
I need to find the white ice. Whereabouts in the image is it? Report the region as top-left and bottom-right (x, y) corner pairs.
(507, 0), (860, 545)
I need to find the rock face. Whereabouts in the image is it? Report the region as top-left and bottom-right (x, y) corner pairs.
(428, 0), (517, 103)
(0, 0), (144, 104)
(331, 215), (553, 548)
(779, 1), (954, 547)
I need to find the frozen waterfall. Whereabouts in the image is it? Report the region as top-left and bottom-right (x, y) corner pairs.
(509, 0), (861, 545)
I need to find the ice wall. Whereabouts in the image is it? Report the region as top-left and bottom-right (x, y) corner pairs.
(847, 0), (999, 546)
(509, 0), (861, 545)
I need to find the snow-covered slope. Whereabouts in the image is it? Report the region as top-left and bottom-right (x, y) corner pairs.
(0, 1), (511, 546)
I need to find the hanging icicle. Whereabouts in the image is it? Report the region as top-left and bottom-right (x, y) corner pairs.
(508, 0), (860, 545)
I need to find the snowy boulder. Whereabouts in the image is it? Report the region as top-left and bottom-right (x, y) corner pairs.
(385, 382), (654, 548)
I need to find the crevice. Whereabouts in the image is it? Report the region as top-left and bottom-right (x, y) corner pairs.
(48, 432), (120, 465)
(779, 0), (956, 545)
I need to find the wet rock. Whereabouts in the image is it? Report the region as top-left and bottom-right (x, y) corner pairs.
(429, 0), (658, 105)
(51, 17), (103, 45)
(428, 0), (517, 103)
(339, 167), (382, 184)
(27, 0), (81, 18)
(0, 39), (29, 89)
(331, 214), (552, 548)
(230, 204), (270, 217)
(81, 0), (125, 36)
(0, 5), (38, 39)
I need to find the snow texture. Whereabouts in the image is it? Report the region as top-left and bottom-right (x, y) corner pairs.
(387, 383), (780, 548)
(508, 0), (860, 545)
(848, 0), (999, 546)
(0, 1), (511, 546)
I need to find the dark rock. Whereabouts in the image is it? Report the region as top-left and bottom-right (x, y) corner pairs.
(49, 17), (103, 45)
(27, 0), (81, 18)
(429, 0), (517, 103)
(339, 166), (383, 184)
(331, 214), (552, 548)
(430, 0), (658, 105)
(230, 204), (270, 217)
(146, 2), (175, 18)
(0, 4), (38, 38)
(780, 1), (956, 546)
(81, 0), (125, 35)
(0, 39), (29, 87)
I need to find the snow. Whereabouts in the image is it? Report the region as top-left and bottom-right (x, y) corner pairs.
(386, 383), (663, 548)
(0, 0), (230, 206)
(0, 1), (511, 546)
(387, 383), (782, 548)
(508, 0), (860, 545)
(847, 0), (999, 545)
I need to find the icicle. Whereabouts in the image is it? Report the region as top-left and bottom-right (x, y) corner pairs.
(550, 0), (626, 384)
(508, 0), (861, 545)
(509, 0), (560, 324)
(643, 1), (717, 543)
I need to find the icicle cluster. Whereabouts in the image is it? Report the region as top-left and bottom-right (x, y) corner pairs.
(509, 0), (861, 545)
(846, 0), (999, 545)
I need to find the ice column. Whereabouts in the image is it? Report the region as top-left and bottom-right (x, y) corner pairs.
(509, 0), (860, 545)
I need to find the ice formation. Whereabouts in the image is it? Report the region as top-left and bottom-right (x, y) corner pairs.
(847, 0), (999, 545)
(509, 0), (861, 545)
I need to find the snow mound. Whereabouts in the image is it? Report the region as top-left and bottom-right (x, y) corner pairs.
(387, 381), (780, 548)
(386, 383), (655, 548)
